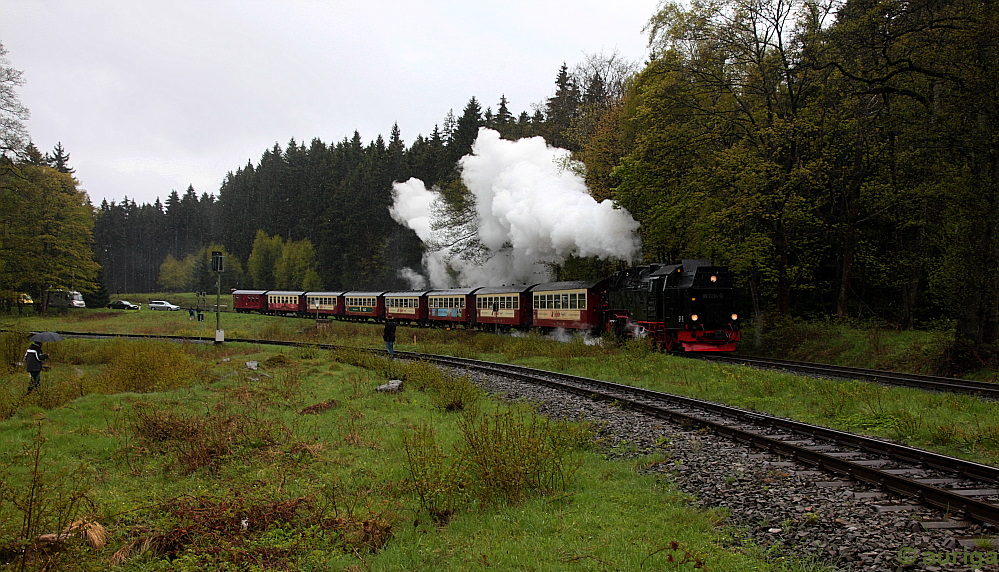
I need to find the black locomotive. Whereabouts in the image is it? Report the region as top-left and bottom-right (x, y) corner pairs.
(605, 260), (740, 351)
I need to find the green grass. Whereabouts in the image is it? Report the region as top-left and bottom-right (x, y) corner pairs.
(2, 308), (996, 569)
(741, 319), (953, 375)
(0, 313), (829, 571)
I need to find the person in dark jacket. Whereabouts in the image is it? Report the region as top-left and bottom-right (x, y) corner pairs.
(383, 318), (398, 358)
(24, 341), (48, 394)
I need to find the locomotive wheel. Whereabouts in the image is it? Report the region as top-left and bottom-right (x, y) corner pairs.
(659, 336), (677, 352)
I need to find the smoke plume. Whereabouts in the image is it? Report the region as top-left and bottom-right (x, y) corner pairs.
(390, 128), (641, 287)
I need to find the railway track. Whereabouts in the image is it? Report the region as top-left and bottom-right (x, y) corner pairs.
(17, 330), (999, 527)
(694, 353), (999, 400)
(403, 351), (999, 528)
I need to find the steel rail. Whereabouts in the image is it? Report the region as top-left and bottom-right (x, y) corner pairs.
(415, 352), (999, 526)
(694, 354), (999, 399)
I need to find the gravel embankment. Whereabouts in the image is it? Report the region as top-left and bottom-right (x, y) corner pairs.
(471, 370), (999, 572)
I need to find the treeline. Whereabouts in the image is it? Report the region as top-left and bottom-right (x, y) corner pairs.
(0, 140), (100, 310)
(573, 0), (999, 355)
(2, 41), (102, 310)
(91, 56), (629, 295)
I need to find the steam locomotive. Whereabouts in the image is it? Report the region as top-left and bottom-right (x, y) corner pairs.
(233, 259), (740, 351)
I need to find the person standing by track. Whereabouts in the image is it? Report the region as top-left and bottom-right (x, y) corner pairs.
(383, 318), (397, 358)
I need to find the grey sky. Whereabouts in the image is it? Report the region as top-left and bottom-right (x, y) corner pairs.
(2, 0), (655, 206)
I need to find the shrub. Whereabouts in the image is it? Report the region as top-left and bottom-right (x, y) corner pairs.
(459, 408), (581, 506)
(403, 423), (465, 524)
(0, 430), (95, 566)
(0, 329), (28, 373)
(127, 400), (287, 473)
(405, 406), (589, 518)
(95, 340), (203, 393)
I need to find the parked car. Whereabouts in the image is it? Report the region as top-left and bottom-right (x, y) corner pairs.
(148, 300), (181, 311)
(107, 300), (140, 310)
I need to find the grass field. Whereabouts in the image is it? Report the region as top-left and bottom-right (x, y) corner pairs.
(1, 307), (996, 570)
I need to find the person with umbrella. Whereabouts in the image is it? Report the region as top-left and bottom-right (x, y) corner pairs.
(25, 332), (61, 394)
(24, 341), (49, 394)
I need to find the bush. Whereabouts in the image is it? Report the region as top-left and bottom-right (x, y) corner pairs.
(128, 400), (287, 473)
(459, 408), (581, 506)
(405, 406), (589, 517)
(95, 340), (204, 393)
(0, 329), (29, 373)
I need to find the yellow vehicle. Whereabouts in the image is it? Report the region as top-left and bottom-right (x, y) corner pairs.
(16, 292), (33, 305)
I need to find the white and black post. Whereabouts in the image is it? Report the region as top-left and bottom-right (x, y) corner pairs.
(211, 251), (225, 343)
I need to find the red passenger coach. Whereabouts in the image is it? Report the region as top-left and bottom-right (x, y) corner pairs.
(303, 292), (344, 318)
(530, 280), (607, 333)
(343, 292), (386, 321)
(474, 285), (534, 331)
(384, 291), (430, 324)
(427, 288), (479, 327)
(232, 290), (268, 313)
(267, 291), (307, 315)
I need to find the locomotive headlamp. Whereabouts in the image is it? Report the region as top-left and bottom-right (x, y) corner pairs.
(710, 275), (717, 282)
(731, 313), (738, 321)
(690, 314), (699, 321)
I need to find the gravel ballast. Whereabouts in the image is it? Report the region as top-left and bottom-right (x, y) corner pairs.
(469, 369), (999, 572)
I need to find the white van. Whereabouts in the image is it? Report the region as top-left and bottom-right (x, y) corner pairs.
(46, 289), (86, 308)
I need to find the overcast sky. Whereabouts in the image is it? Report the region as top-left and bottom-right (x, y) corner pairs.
(2, 1), (657, 207)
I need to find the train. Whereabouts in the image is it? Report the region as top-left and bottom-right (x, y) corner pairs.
(233, 259), (741, 352)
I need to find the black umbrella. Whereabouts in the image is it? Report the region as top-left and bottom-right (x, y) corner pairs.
(29, 332), (64, 342)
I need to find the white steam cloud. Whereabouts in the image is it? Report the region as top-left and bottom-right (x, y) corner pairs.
(390, 128), (642, 287)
